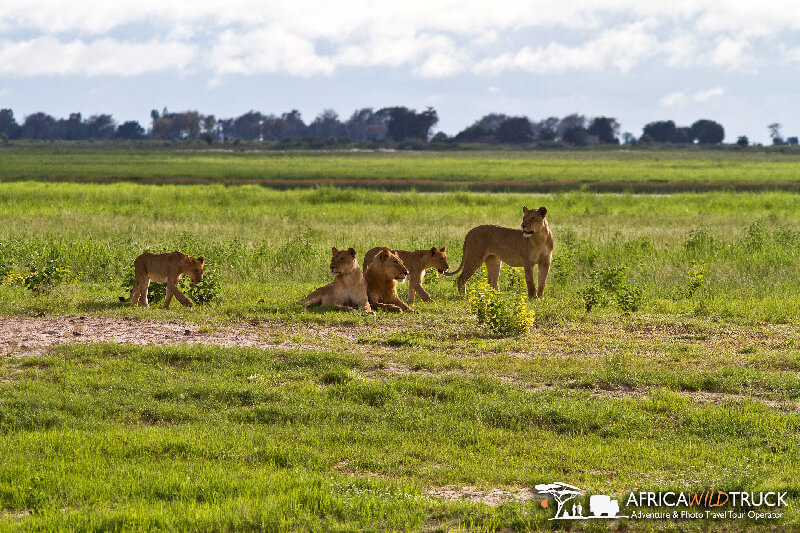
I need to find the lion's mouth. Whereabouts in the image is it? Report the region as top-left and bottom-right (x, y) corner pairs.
(522, 231), (533, 238)
(437, 269), (446, 274)
(395, 274), (407, 281)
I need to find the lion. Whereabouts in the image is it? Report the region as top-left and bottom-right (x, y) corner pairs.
(295, 247), (372, 312)
(363, 246), (448, 304)
(445, 206), (554, 298)
(364, 248), (411, 313)
(119, 251), (204, 308)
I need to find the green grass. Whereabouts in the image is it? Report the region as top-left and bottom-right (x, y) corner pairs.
(3, 182), (800, 323)
(1, 343), (798, 530)
(3, 177), (800, 529)
(4, 146), (800, 191)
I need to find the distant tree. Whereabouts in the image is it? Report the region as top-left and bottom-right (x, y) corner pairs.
(280, 110), (308, 139)
(309, 109), (346, 139)
(230, 111), (264, 140)
(587, 117), (619, 144)
(788, 137), (799, 146)
(430, 131), (450, 143)
(345, 108), (387, 142)
(536, 117), (559, 141)
(642, 120), (678, 143)
(383, 106), (438, 141)
(454, 123), (492, 142)
(21, 112), (60, 139)
(768, 123), (783, 145)
(622, 132), (636, 144)
(0, 109), (22, 139)
(562, 126), (588, 146)
(61, 112), (86, 140)
(115, 121), (146, 140)
(496, 117), (533, 144)
(557, 114), (586, 140)
(673, 126), (694, 144)
(691, 119), (724, 144)
(85, 114), (116, 140)
(736, 135), (749, 147)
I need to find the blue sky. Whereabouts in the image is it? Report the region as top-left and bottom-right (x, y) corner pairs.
(1, 1), (799, 143)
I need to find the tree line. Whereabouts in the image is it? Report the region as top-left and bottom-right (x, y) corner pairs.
(0, 106), (761, 147)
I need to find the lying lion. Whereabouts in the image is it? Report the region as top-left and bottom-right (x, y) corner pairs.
(445, 206), (554, 298)
(363, 246), (448, 304)
(295, 247), (372, 312)
(364, 248), (411, 313)
(120, 251), (204, 308)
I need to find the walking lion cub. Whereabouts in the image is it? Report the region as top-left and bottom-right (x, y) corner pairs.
(120, 251), (204, 308)
(295, 247), (372, 312)
(445, 206), (554, 298)
(363, 246), (448, 304)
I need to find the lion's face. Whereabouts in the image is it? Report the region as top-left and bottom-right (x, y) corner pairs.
(380, 249), (409, 281)
(330, 247), (358, 275)
(185, 256), (204, 284)
(429, 247), (449, 274)
(521, 206), (548, 237)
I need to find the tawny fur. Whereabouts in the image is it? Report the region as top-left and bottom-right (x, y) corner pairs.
(364, 249), (411, 313)
(364, 247), (448, 304)
(445, 206), (554, 298)
(119, 251), (204, 309)
(295, 247), (371, 312)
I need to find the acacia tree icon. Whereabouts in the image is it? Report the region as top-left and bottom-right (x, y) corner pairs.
(535, 482), (583, 519)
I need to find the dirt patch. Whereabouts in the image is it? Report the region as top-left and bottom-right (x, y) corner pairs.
(0, 316), (315, 356)
(428, 486), (536, 506)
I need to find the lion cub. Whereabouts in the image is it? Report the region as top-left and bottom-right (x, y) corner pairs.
(445, 206), (554, 298)
(364, 247), (448, 304)
(364, 248), (411, 313)
(295, 247), (372, 312)
(120, 251), (204, 308)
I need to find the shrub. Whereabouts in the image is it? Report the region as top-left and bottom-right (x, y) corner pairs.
(0, 244), (12, 282)
(23, 260), (73, 292)
(468, 282), (535, 336)
(685, 261), (706, 299)
(579, 266), (645, 314)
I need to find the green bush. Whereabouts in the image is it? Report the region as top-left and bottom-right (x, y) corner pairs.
(0, 243), (12, 282)
(468, 282), (535, 336)
(23, 260), (73, 292)
(685, 261), (706, 298)
(580, 266), (645, 314)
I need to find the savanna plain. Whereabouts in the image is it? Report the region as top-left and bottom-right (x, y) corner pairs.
(1, 147), (800, 531)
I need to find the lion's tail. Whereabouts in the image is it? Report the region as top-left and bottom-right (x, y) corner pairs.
(442, 260), (464, 277)
(119, 295), (131, 303)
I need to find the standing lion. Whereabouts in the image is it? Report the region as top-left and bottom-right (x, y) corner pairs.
(445, 206), (553, 298)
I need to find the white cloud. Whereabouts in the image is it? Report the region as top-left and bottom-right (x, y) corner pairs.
(0, 1), (795, 78)
(660, 87), (724, 107)
(0, 37), (195, 77)
(473, 23), (656, 75)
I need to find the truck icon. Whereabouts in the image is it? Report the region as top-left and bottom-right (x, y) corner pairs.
(589, 495), (620, 517)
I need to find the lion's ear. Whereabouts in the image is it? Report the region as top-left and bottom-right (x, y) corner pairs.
(537, 206), (547, 217)
(379, 249), (390, 259)
(430, 247), (437, 255)
(348, 247), (356, 256)
(332, 247), (339, 254)
(440, 246), (446, 253)
(198, 256), (204, 264)
(523, 205), (529, 213)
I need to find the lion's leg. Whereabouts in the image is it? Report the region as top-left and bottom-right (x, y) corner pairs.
(370, 301), (403, 313)
(524, 264), (537, 299)
(296, 285), (328, 306)
(166, 282), (193, 308)
(485, 256), (501, 290)
(457, 257), (483, 295)
(163, 284), (174, 309)
(386, 294), (411, 312)
(136, 280), (150, 307)
(409, 273), (431, 303)
(536, 258), (551, 298)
